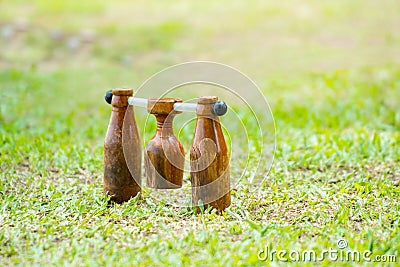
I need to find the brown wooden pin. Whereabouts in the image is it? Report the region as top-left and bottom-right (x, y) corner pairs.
(104, 89), (141, 203)
(145, 98), (185, 189)
(190, 96), (231, 213)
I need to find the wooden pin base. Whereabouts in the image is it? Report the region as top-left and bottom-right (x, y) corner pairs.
(190, 96), (231, 213)
(145, 98), (185, 189)
(103, 89), (141, 204)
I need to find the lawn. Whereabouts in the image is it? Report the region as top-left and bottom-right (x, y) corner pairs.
(0, 1), (399, 266)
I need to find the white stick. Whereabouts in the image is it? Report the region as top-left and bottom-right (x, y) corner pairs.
(128, 97), (197, 112)
(173, 102), (197, 113)
(128, 97), (148, 108)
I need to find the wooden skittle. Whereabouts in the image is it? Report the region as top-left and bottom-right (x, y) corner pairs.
(104, 89), (141, 203)
(190, 96), (231, 213)
(145, 98), (185, 189)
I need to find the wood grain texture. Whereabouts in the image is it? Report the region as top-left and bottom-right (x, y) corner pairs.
(145, 98), (185, 189)
(103, 88), (141, 203)
(190, 96), (231, 213)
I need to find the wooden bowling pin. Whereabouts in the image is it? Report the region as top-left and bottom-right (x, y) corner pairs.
(190, 96), (231, 213)
(104, 89), (141, 203)
(145, 98), (185, 189)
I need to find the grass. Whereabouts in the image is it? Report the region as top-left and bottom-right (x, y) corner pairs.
(0, 0), (399, 266)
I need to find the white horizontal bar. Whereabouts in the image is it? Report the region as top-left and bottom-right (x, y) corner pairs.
(173, 102), (197, 112)
(128, 97), (148, 108)
(128, 97), (197, 112)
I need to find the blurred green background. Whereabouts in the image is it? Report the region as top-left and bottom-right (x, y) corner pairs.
(0, 0), (399, 266)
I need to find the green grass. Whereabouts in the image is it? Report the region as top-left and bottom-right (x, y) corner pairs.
(1, 0), (399, 266)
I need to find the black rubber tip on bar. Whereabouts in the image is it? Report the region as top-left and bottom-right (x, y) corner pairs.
(105, 90), (113, 104)
(212, 101), (228, 116)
